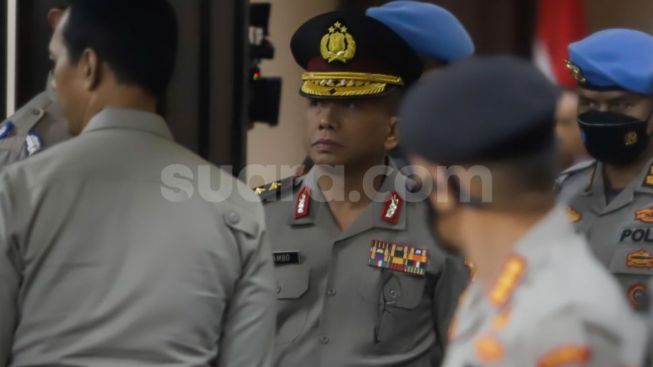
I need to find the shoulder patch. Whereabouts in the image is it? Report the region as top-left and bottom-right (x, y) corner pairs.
(256, 176), (302, 203)
(0, 121), (15, 140)
(25, 131), (43, 157)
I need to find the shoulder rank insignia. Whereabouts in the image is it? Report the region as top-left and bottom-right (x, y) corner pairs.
(0, 121), (15, 140)
(256, 176), (300, 203)
(537, 345), (590, 367)
(489, 254), (526, 307)
(381, 192), (403, 225)
(643, 164), (653, 189)
(475, 335), (504, 364)
(25, 131), (43, 157)
(626, 249), (653, 269)
(566, 206), (582, 223)
(294, 186), (311, 219)
(321, 21), (356, 64)
(368, 240), (428, 277)
(635, 207), (653, 223)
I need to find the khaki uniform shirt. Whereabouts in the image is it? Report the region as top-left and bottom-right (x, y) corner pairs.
(260, 164), (469, 367)
(0, 108), (276, 367)
(444, 207), (646, 367)
(0, 76), (70, 169)
(558, 158), (653, 311)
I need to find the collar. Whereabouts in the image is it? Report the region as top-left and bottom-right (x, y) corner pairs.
(81, 108), (173, 141)
(290, 162), (409, 233)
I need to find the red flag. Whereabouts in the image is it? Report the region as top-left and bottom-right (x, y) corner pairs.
(533, 0), (587, 88)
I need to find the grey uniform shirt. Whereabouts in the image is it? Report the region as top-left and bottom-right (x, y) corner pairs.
(0, 76), (70, 169)
(260, 164), (469, 367)
(0, 108), (276, 367)
(444, 206), (646, 367)
(558, 158), (653, 311)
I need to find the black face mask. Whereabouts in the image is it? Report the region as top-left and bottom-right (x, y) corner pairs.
(578, 111), (651, 165)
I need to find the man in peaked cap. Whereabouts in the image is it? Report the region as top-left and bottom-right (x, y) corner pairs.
(556, 29), (653, 313)
(0, 1), (71, 170)
(401, 56), (646, 367)
(257, 10), (468, 367)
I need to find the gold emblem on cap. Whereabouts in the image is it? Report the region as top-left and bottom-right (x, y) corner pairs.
(625, 131), (639, 146)
(321, 21), (356, 63)
(564, 60), (587, 84)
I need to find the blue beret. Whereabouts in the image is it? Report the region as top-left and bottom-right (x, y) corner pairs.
(400, 56), (559, 164)
(568, 29), (653, 94)
(366, 0), (474, 62)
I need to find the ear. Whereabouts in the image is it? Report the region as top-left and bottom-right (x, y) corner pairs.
(384, 115), (400, 151)
(78, 49), (102, 91)
(47, 8), (64, 30)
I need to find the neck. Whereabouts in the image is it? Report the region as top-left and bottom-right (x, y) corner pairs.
(604, 142), (653, 189)
(81, 83), (157, 130)
(316, 156), (386, 205)
(462, 206), (551, 290)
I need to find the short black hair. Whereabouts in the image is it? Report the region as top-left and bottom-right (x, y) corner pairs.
(63, 0), (178, 97)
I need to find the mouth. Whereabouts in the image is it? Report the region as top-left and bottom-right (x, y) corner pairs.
(312, 139), (344, 150)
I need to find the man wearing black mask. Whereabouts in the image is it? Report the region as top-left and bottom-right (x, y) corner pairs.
(557, 28), (653, 312)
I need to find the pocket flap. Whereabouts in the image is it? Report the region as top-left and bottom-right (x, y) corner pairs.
(275, 265), (310, 299)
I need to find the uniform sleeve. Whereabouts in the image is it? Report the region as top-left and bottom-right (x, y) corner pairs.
(432, 254), (468, 360)
(216, 204), (276, 367)
(0, 173), (20, 366)
(517, 310), (623, 367)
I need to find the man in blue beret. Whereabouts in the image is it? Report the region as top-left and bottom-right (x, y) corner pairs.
(401, 56), (646, 367)
(557, 29), (653, 313)
(367, 0), (474, 70)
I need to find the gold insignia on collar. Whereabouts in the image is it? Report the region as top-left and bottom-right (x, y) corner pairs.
(566, 206), (582, 223)
(321, 21), (356, 63)
(254, 186), (266, 195)
(564, 60), (587, 84)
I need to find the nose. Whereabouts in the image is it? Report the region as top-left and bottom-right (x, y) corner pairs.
(318, 103), (338, 130)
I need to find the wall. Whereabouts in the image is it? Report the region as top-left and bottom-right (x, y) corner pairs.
(586, 0), (653, 33)
(247, 0), (337, 184)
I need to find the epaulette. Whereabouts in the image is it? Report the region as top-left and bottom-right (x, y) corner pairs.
(554, 160), (596, 192)
(255, 175), (303, 203)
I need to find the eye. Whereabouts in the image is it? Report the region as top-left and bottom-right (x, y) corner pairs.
(308, 99), (321, 107)
(346, 101), (358, 110)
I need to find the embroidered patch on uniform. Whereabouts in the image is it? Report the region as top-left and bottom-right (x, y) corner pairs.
(643, 164), (653, 188)
(273, 251), (301, 265)
(566, 206), (581, 223)
(475, 335), (504, 364)
(626, 249), (653, 269)
(294, 186), (311, 219)
(381, 192), (403, 225)
(25, 131), (43, 157)
(537, 345), (590, 367)
(0, 121), (15, 139)
(368, 240), (428, 276)
(627, 283), (648, 310)
(635, 208), (653, 223)
(489, 255), (526, 307)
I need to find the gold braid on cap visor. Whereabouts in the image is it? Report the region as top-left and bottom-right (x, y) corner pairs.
(301, 72), (404, 97)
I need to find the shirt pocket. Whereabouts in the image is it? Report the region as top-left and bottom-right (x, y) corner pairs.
(608, 245), (653, 311)
(274, 264), (310, 344)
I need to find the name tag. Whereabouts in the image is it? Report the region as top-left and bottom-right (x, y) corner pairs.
(273, 251), (301, 265)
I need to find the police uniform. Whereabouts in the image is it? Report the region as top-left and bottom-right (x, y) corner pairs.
(259, 11), (469, 367)
(0, 108), (276, 366)
(0, 75), (71, 170)
(399, 57), (647, 367)
(557, 29), (653, 312)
